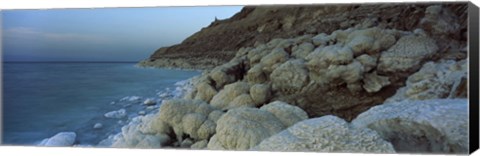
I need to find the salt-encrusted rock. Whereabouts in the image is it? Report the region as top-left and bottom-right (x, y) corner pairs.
(246, 64), (267, 84)
(180, 138), (194, 148)
(235, 47), (253, 57)
(247, 46), (270, 65)
(260, 48), (289, 74)
(209, 68), (235, 89)
(306, 44), (353, 66)
(194, 82), (218, 102)
(362, 72), (390, 93)
(252, 116), (395, 153)
(138, 114), (171, 135)
(344, 27), (396, 55)
(259, 101), (308, 127)
(270, 59), (309, 93)
(191, 140), (208, 149)
(207, 107), (286, 150)
(134, 134), (170, 148)
(377, 35), (438, 73)
(420, 5), (461, 36)
(208, 59), (245, 89)
(249, 84), (271, 106)
(159, 99), (218, 141)
(266, 38), (294, 49)
(386, 59), (467, 103)
(207, 110), (224, 123)
(39, 132), (77, 147)
(210, 81), (250, 110)
(330, 28), (356, 44)
(342, 61), (364, 85)
(227, 94), (256, 109)
(311, 33), (331, 46)
(352, 99), (468, 153)
(159, 92), (170, 98)
(105, 114), (171, 148)
(355, 54), (378, 72)
(292, 34), (313, 44)
(93, 123), (103, 129)
(143, 98), (156, 105)
(104, 109), (127, 119)
(120, 96), (141, 102)
(112, 120), (170, 148)
(292, 42), (315, 59)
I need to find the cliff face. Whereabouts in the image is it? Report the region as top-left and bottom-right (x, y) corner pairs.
(139, 3), (467, 69)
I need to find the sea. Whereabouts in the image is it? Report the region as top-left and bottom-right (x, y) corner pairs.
(1, 62), (200, 146)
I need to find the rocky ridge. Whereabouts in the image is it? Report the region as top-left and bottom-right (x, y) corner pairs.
(138, 3), (467, 70)
(119, 3), (469, 154)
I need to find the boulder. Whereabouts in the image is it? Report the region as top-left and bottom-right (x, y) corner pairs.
(362, 72), (390, 93)
(386, 59), (467, 103)
(311, 33), (332, 46)
(194, 82), (218, 102)
(355, 54), (378, 72)
(260, 48), (290, 74)
(227, 94), (256, 109)
(191, 140), (208, 149)
(270, 59), (309, 93)
(209, 68), (235, 89)
(344, 27), (397, 55)
(249, 84), (272, 106)
(377, 35), (438, 73)
(259, 101), (308, 127)
(105, 115), (171, 148)
(208, 58), (245, 90)
(420, 5), (461, 36)
(120, 96), (141, 102)
(143, 98), (156, 105)
(246, 64), (267, 84)
(39, 132), (77, 147)
(93, 123), (103, 129)
(180, 138), (194, 148)
(306, 44), (354, 66)
(247, 46), (270, 65)
(104, 109), (127, 119)
(159, 99), (219, 141)
(352, 99), (468, 153)
(210, 81), (250, 110)
(207, 107), (286, 150)
(292, 42), (315, 59)
(252, 116), (395, 153)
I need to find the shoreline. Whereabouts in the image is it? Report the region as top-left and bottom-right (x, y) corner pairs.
(32, 66), (201, 147)
(28, 4), (470, 154)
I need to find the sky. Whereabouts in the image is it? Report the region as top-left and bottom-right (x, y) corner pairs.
(1, 6), (243, 62)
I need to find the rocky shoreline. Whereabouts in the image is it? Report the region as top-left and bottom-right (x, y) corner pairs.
(39, 3), (469, 154)
(108, 4), (470, 154)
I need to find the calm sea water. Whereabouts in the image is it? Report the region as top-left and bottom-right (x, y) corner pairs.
(2, 62), (200, 146)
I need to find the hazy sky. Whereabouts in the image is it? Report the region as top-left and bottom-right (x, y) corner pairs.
(1, 6), (243, 62)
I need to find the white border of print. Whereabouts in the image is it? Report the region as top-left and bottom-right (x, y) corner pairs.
(0, 1), (477, 156)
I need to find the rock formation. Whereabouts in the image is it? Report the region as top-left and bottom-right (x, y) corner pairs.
(207, 101), (308, 150)
(119, 3), (470, 154)
(139, 4), (467, 70)
(352, 99), (469, 153)
(252, 115), (395, 153)
(39, 132), (77, 147)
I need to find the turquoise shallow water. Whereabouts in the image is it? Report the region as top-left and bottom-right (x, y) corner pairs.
(2, 62), (200, 146)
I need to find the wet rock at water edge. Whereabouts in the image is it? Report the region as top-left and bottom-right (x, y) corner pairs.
(94, 123), (103, 129)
